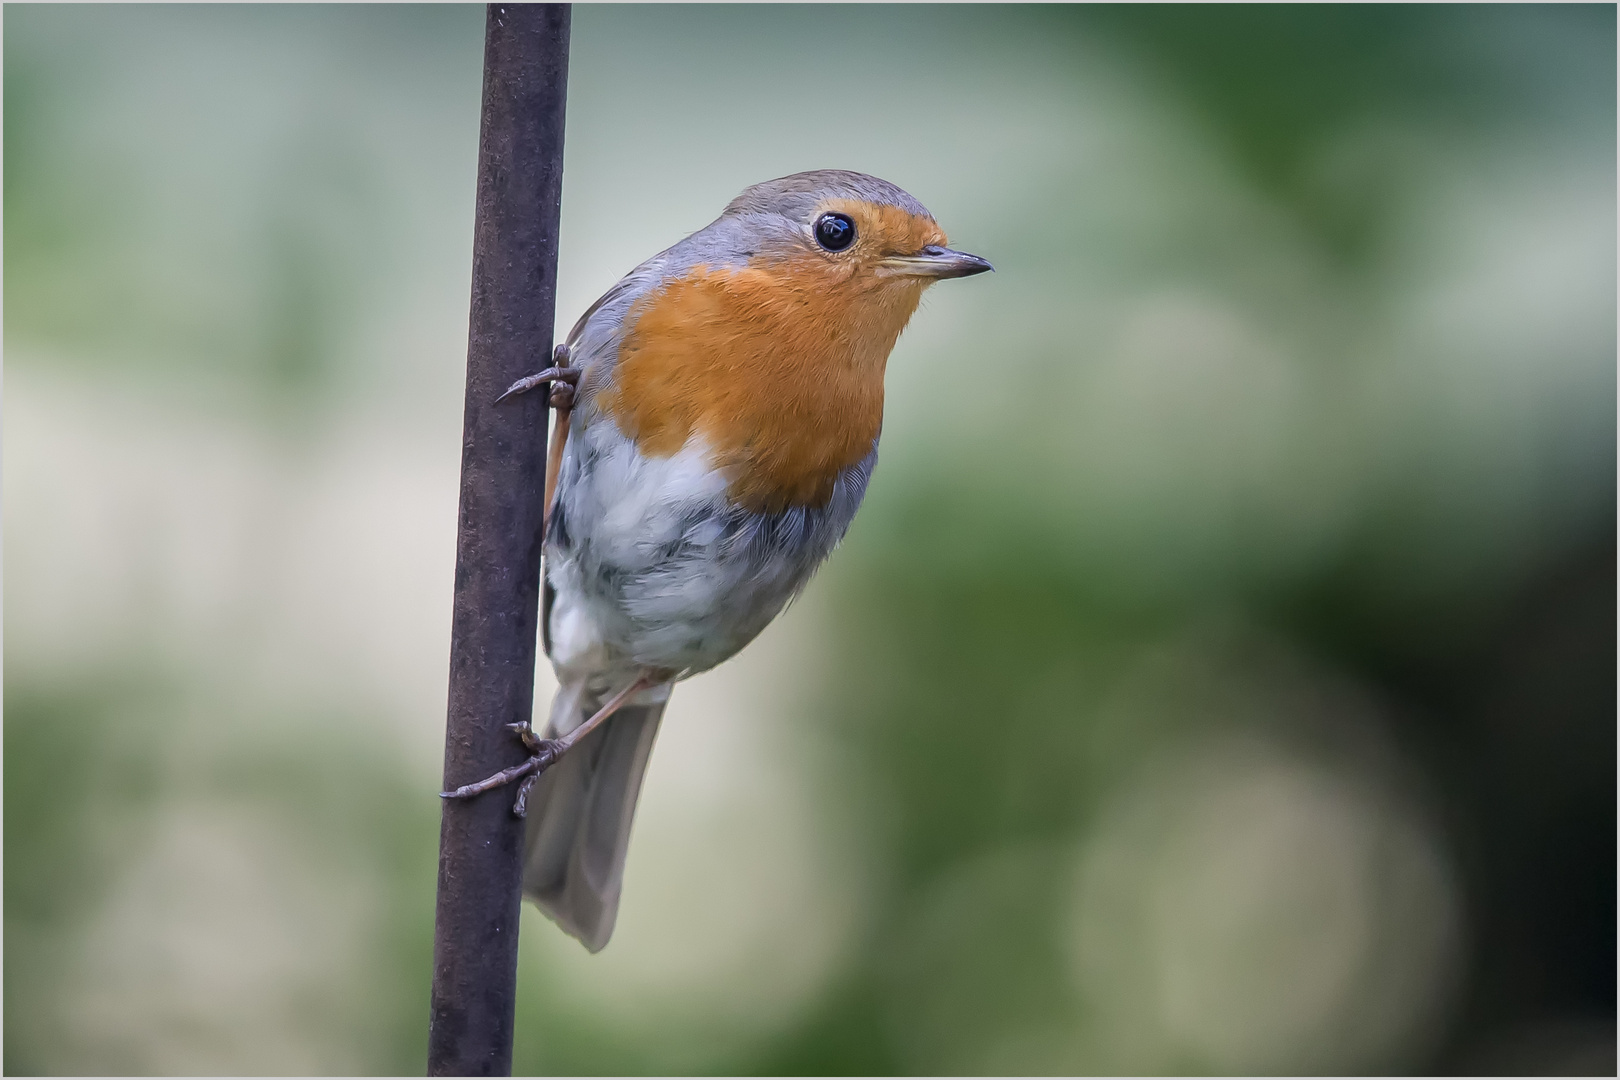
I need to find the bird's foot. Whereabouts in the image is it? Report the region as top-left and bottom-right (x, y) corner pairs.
(495, 343), (581, 405)
(438, 675), (654, 818)
(439, 722), (562, 819)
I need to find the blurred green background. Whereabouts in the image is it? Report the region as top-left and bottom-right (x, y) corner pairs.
(5, 4), (1614, 1075)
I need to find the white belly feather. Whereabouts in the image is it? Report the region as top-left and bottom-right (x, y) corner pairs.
(545, 416), (873, 689)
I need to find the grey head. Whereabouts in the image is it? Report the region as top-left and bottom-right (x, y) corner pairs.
(673, 168), (990, 280)
(720, 169), (935, 223)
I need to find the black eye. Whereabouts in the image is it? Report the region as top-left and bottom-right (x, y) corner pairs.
(814, 212), (856, 252)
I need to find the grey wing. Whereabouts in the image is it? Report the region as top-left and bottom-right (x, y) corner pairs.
(562, 246), (689, 413)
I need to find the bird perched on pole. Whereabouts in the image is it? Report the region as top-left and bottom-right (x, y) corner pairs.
(443, 169), (991, 951)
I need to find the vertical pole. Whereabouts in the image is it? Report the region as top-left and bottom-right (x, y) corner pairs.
(429, 5), (570, 1076)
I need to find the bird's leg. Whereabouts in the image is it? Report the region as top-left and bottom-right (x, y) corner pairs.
(439, 673), (654, 818)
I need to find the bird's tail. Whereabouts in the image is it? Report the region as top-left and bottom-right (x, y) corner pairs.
(521, 679), (667, 952)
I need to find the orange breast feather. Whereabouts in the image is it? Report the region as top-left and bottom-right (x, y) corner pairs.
(598, 247), (931, 512)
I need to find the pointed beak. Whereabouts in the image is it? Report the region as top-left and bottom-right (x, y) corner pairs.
(878, 245), (995, 280)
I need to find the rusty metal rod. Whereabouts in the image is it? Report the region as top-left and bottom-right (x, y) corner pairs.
(428, 4), (570, 1075)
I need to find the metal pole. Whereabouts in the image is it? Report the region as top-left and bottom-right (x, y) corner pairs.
(429, 5), (569, 1075)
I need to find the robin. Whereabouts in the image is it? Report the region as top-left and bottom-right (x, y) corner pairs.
(443, 169), (991, 951)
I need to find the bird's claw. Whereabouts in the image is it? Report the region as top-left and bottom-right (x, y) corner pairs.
(506, 720), (543, 752)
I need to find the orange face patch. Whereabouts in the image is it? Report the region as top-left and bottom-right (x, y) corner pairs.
(596, 202), (944, 512)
